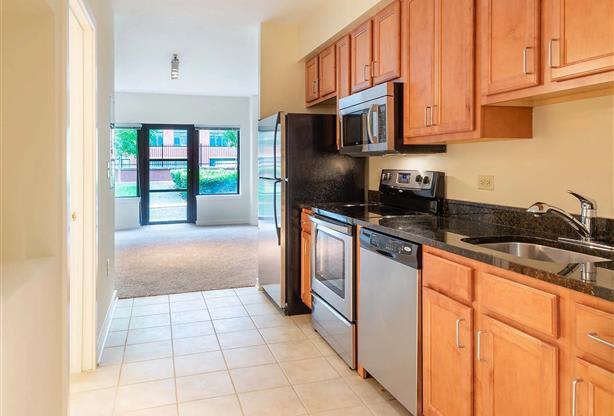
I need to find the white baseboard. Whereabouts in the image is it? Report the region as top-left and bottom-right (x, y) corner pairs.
(96, 289), (118, 364)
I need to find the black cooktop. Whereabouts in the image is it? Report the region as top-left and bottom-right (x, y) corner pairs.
(313, 202), (427, 223)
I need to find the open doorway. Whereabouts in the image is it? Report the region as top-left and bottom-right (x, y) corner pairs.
(68, 0), (97, 374)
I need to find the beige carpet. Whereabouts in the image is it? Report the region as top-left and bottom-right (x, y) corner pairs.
(115, 224), (258, 298)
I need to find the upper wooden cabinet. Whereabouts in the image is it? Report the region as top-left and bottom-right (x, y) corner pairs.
(423, 287), (473, 416)
(305, 45), (337, 106)
(481, 0), (540, 95)
(305, 56), (319, 103)
(372, 0), (401, 84)
(350, 20), (373, 93)
(318, 45), (336, 97)
(406, 0), (475, 138)
(475, 315), (558, 416)
(549, 0), (614, 82)
(336, 35), (352, 99)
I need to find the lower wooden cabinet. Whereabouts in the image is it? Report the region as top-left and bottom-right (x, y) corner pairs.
(423, 287), (473, 416)
(573, 358), (614, 416)
(300, 230), (312, 308)
(475, 314), (558, 416)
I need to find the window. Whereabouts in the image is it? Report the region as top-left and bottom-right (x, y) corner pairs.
(149, 130), (164, 147)
(173, 130), (188, 146)
(198, 128), (239, 195)
(113, 128), (139, 197)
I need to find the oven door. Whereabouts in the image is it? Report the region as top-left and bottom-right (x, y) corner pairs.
(310, 215), (354, 321)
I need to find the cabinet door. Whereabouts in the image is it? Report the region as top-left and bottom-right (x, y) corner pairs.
(319, 45), (336, 97)
(305, 56), (319, 102)
(406, 0), (436, 138)
(476, 315), (558, 416)
(549, 0), (614, 81)
(372, 0), (401, 85)
(423, 288), (473, 416)
(350, 20), (373, 93)
(481, 0), (540, 94)
(431, 0), (475, 135)
(300, 230), (312, 308)
(572, 358), (613, 416)
(336, 35), (351, 99)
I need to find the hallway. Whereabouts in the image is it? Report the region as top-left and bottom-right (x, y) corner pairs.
(115, 224), (258, 298)
(69, 288), (408, 416)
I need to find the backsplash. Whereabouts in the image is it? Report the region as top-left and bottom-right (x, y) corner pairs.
(368, 190), (613, 243)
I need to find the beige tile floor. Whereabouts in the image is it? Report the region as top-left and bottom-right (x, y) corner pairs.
(70, 287), (411, 416)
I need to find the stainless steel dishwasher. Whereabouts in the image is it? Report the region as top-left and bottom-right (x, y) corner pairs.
(358, 228), (421, 415)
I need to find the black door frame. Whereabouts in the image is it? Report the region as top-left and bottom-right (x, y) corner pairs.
(139, 124), (198, 225)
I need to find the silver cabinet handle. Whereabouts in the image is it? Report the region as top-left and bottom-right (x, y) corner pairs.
(476, 330), (485, 361)
(571, 379), (583, 416)
(431, 105), (437, 126)
(587, 332), (614, 348)
(424, 106), (431, 127)
(455, 319), (465, 349)
(549, 39), (560, 68)
(523, 47), (533, 74)
(363, 64), (370, 81)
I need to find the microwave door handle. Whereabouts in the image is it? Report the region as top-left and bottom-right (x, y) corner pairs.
(370, 104), (379, 143)
(366, 105), (375, 144)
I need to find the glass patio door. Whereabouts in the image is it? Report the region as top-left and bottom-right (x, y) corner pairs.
(140, 125), (197, 224)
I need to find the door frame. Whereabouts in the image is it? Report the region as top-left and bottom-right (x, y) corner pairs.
(68, 0), (98, 373)
(139, 124), (197, 224)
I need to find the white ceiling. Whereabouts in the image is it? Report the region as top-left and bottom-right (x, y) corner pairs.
(113, 0), (324, 96)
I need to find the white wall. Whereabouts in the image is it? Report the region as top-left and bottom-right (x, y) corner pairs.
(115, 92), (257, 226)
(1, 0), (114, 413)
(115, 198), (141, 230)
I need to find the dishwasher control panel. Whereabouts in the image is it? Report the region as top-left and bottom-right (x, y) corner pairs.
(360, 228), (420, 268)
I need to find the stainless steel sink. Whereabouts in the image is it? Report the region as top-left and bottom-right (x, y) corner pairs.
(462, 239), (610, 264)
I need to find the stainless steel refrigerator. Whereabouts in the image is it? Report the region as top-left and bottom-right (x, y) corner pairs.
(258, 112), (365, 315)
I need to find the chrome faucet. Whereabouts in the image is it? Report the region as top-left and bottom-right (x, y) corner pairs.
(527, 191), (596, 241)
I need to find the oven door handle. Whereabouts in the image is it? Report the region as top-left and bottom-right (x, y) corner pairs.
(309, 215), (353, 236)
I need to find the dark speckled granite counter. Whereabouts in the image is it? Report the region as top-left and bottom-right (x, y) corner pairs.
(311, 203), (614, 301)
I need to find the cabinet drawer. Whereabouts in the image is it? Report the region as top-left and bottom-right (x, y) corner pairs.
(478, 272), (559, 338)
(575, 303), (614, 365)
(423, 252), (473, 304)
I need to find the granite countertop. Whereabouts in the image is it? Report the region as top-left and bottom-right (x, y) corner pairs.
(311, 204), (614, 302)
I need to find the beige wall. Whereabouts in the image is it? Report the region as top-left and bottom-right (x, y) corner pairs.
(369, 95), (614, 218)
(1, 0), (114, 414)
(297, 0), (384, 59)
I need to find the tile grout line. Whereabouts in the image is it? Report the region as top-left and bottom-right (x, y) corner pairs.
(168, 296), (180, 416)
(111, 299), (133, 416)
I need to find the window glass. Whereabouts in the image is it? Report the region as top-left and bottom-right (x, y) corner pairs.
(198, 128), (239, 195)
(113, 128), (138, 197)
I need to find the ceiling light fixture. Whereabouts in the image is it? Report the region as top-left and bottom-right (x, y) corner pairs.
(171, 54), (180, 80)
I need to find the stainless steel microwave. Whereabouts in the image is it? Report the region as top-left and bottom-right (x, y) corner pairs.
(338, 82), (446, 156)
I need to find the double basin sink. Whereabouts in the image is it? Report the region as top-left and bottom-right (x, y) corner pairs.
(461, 236), (611, 264)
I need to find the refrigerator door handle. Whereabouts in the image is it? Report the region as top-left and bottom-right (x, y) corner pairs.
(273, 112), (281, 180)
(273, 179), (282, 246)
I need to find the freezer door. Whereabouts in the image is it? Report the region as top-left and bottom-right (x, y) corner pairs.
(258, 113), (286, 309)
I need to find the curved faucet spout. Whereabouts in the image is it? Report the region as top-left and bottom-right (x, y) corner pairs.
(526, 202), (592, 239)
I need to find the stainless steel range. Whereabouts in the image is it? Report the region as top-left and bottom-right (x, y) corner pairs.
(309, 169), (445, 373)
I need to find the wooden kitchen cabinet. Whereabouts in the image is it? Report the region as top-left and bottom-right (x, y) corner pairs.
(300, 209), (312, 309)
(405, 0), (475, 138)
(423, 287), (473, 416)
(572, 358), (614, 416)
(350, 20), (373, 93)
(481, 0), (540, 95)
(336, 35), (352, 99)
(372, 0), (401, 85)
(475, 314), (558, 416)
(318, 45), (336, 97)
(548, 0), (614, 82)
(305, 56), (319, 103)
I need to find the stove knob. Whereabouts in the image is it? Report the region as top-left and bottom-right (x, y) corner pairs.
(415, 175), (423, 183)
(422, 176), (430, 185)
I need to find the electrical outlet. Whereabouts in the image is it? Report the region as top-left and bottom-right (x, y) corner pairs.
(478, 175), (495, 191)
